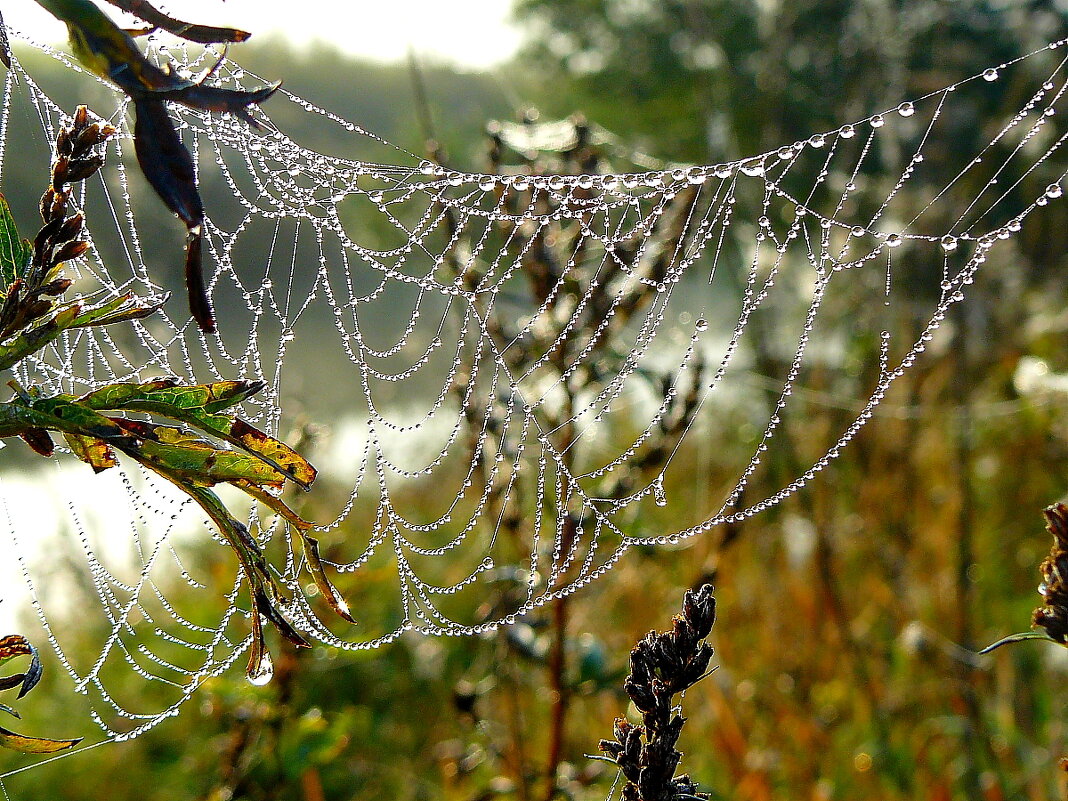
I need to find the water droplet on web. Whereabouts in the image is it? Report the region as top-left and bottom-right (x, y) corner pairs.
(695, 318), (709, 332)
(740, 159), (765, 177)
(983, 68), (999, 82)
(777, 146), (796, 160)
(1008, 218), (1022, 232)
(839, 124), (856, 139)
(897, 102), (915, 117)
(419, 160), (436, 174)
(247, 651), (274, 686)
(886, 233), (903, 248)
(1046, 183), (1063, 199)
(653, 479), (667, 507)
(940, 235), (958, 252)
(851, 225), (866, 237)
(870, 114), (885, 128)
(809, 134), (826, 148)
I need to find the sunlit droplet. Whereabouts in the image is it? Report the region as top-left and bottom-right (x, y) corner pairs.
(247, 651), (274, 686)
(740, 159), (765, 177)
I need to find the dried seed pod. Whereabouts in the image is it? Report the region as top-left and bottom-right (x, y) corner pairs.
(50, 240), (89, 267)
(61, 156), (105, 184)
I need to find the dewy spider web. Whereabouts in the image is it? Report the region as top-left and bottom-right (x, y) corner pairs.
(0, 26), (1066, 747)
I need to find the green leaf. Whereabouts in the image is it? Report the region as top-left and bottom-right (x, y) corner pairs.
(979, 630), (1059, 654)
(129, 425), (291, 487)
(0, 703), (20, 719)
(0, 726), (81, 754)
(79, 380), (315, 488)
(0, 194), (32, 293)
(67, 292), (165, 328)
(0, 305), (81, 371)
(63, 432), (117, 472)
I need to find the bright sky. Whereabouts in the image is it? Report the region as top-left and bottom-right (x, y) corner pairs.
(3, 0), (523, 69)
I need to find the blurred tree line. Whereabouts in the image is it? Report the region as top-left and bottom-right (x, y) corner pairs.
(6, 2), (1068, 800)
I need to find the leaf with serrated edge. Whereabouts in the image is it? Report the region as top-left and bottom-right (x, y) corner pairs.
(0, 194), (32, 292)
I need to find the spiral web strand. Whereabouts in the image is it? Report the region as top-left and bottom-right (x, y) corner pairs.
(0, 28), (1065, 749)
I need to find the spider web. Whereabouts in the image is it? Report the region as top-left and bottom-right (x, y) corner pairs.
(0, 26), (1065, 749)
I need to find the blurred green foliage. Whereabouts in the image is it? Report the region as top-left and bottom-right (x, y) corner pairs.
(5, 2), (1068, 800)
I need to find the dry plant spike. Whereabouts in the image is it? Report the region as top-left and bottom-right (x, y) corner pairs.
(598, 585), (715, 801)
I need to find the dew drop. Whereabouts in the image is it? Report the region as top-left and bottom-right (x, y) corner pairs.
(851, 225), (866, 237)
(695, 318), (709, 332)
(1046, 183), (1063, 199)
(809, 134), (826, 148)
(897, 102), (915, 117)
(885, 233), (903, 248)
(839, 124), (856, 139)
(247, 651), (274, 686)
(653, 480), (668, 507)
(777, 146), (796, 160)
(1007, 218), (1022, 232)
(983, 68), (999, 82)
(740, 159), (765, 177)
(940, 235), (958, 252)
(870, 114), (885, 128)
(419, 160), (436, 175)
